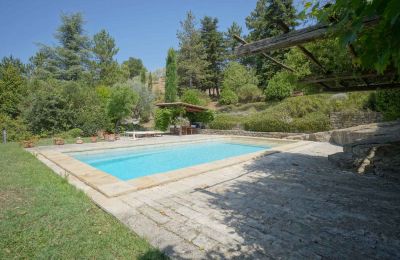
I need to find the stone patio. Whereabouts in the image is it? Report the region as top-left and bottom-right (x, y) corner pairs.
(35, 137), (400, 259)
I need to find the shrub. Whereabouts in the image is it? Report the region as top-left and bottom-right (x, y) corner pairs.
(154, 108), (172, 131)
(181, 89), (210, 106)
(237, 84), (263, 103)
(371, 89), (400, 120)
(291, 113), (331, 132)
(265, 71), (297, 101)
(244, 113), (292, 132)
(209, 114), (243, 130)
(67, 128), (83, 138)
(0, 114), (31, 142)
(219, 89), (238, 105)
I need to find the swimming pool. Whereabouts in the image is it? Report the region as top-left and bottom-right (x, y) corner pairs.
(72, 141), (271, 180)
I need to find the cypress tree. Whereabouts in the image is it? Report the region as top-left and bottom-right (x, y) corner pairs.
(148, 72), (153, 91)
(165, 48), (177, 102)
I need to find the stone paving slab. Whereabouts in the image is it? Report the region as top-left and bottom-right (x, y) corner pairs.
(35, 138), (400, 259)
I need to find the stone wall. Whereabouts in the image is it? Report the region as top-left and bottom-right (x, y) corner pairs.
(329, 111), (383, 129)
(198, 129), (303, 139)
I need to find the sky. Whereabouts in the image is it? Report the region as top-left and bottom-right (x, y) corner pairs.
(0, 0), (267, 71)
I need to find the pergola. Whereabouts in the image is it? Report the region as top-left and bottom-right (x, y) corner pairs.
(156, 102), (209, 135)
(155, 102), (208, 113)
(234, 17), (399, 92)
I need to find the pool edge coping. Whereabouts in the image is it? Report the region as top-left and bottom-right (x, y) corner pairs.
(31, 136), (309, 198)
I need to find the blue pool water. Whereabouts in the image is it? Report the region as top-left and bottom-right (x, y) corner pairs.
(72, 141), (270, 180)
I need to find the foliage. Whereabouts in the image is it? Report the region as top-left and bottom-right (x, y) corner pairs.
(224, 22), (243, 62)
(64, 128), (84, 138)
(130, 79), (154, 122)
(237, 84), (263, 103)
(200, 16), (225, 96)
(181, 89), (210, 106)
(92, 29), (120, 86)
(176, 11), (209, 89)
(122, 57), (146, 78)
(369, 89), (400, 121)
(31, 13), (91, 81)
(314, 0), (400, 74)
(0, 143), (165, 259)
(140, 69), (147, 84)
(244, 111), (330, 133)
(222, 62), (258, 92)
(245, 0), (297, 86)
(219, 89), (238, 105)
(165, 48), (178, 102)
(154, 108), (172, 131)
(107, 85), (138, 131)
(25, 86), (75, 135)
(148, 72), (153, 91)
(209, 114), (244, 130)
(265, 71), (297, 100)
(186, 110), (214, 124)
(0, 57), (27, 118)
(0, 115), (30, 141)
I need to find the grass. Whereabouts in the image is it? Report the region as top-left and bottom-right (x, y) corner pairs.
(210, 92), (374, 132)
(0, 143), (167, 259)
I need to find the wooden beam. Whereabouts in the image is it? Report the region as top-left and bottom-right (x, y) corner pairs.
(328, 82), (400, 92)
(300, 72), (395, 84)
(233, 35), (295, 72)
(235, 17), (379, 56)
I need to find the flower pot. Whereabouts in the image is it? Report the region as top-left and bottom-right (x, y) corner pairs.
(53, 138), (65, 145)
(76, 137), (84, 144)
(90, 136), (97, 143)
(107, 134), (115, 142)
(21, 140), (34, 148)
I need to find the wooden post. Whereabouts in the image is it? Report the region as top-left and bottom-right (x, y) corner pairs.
(2, 128), (6, 144)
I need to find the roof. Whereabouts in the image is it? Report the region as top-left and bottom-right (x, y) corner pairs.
(156, 102), (208, 113)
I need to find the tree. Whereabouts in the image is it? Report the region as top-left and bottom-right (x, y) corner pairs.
(245, 0), (297, 87)
(165, 48), (178, 102)
(176, 11), (209, 90)
(122, 57), (146, 78)
(222, 62), (258, 92)
(107, 85), (138, 132)
(224, 22), (243, 61)
(148, 72), (153, 91)
(140, 68), (147, 84)
(30, 13), (91, 81)
(0, 56), (27, 118)
(26, 86), (75, 134)
(92, 29), (120, 86)
(200, 16), (225, 96)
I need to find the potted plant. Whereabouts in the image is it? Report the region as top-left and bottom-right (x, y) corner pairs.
(90, 136), (97, 143)
(53, 137), (65, 145)
(21, 135), (38, 148)
(76, 137), (84, 144)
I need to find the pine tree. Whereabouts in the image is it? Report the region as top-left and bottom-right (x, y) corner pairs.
(200, 16), (225, 97)
(225, 22), (243, 61)
(165, 48), (177, 102)
(176, 11), (209, 90)
(245, 0), (297, 87)
(92, 29), (119, 85)
(31, 13), (91, 81)
(148, 72), (153, 91)
(122, 57), (146, 78)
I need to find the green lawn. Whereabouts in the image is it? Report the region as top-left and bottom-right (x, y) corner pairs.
(0, 143), (166, 259)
